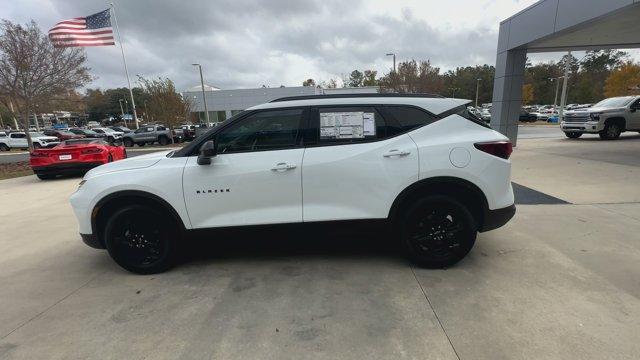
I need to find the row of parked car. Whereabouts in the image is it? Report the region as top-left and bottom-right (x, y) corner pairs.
(0, 123), (212, 151)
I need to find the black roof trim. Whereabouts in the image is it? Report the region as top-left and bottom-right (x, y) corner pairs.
(270, 93), (446, 103)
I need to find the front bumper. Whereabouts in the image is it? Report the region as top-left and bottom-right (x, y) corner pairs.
(32, 162), (104, 175)
(561, 121), (602, 133)
(80, 233), (104, 249)
(480, 204), (516, 232)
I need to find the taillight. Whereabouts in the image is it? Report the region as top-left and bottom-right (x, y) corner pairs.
(81, 148), (103, 154)
(474, 141), (513, 160)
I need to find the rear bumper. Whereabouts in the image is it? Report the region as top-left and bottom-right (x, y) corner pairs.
(32, 162), (103, 175)
(480, 204), (516, 232)
(80, 233), (104, 249)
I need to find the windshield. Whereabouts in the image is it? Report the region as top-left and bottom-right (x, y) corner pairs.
(84, 130), (98, 135)
(593, 97), (635, 108)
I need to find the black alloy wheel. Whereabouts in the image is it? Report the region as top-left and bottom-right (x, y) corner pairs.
(401, 196), (477, 268)
(104, 205), (177, 274)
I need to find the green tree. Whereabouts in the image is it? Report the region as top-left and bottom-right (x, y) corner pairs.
(348, 70), (364, 87)
(363, 70), (378, 86)
(137, 76), (190, 130)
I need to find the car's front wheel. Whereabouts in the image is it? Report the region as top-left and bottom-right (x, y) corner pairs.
(600, 122), (622, 140)
(564, 131), (582, 139)
(400, 195), (477, 268)
(0, 143), (9, 151)
(104, 205), (178, 274)
(123, 138), (134, 147)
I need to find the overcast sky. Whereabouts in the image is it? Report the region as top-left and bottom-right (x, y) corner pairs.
(4, 0), (639, 91)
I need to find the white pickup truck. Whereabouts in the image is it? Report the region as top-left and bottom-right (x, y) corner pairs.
(0, 131), (60, 151)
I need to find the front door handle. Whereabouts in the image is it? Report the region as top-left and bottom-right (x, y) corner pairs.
(271, 162), (297, 172)
(383, 149), (411, 158)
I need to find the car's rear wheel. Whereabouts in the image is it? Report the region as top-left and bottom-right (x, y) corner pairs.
(158, 136), (169, 146)
(107, 154), (113, 163)
(400, 195), (477, 268)
(104, 205), (178, 274)
(600, 122), (621, 140)
(123, 138), (134, 147)
(137, 142), (145, 147)
(564, 132), (582, 139)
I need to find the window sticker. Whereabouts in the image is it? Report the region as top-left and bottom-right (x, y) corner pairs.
(320, 111), (371, 139)
(363, 112), (376, 136)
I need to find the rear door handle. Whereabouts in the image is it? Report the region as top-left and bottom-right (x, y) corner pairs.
(271, 162), (297, 171)
(383, 149), (411, 158)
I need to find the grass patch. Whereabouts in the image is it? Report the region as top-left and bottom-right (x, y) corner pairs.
(0, 161), (33, 180)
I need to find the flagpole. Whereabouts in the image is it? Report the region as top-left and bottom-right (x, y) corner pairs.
(109, 2), (139, 129)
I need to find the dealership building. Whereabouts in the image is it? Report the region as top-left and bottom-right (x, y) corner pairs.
(183, 85), (379, 123)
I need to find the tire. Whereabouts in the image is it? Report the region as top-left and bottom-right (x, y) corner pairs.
(107, 154), (113, 163)
(104, 205), (178, 274)
(36, 174), (55, 180)
(107, 136), (115, 144)
(0, 144), (9, 151)
(400, 195), (477, 269)
(123, 138), (134, 147)
(137, 142), (145, 147)
(599, 122), (622, 140)
(158, 136), (169, 146)
(564, 132), (582, 139)
(33, 143), (41, 149)
(123, 149), (128, 159)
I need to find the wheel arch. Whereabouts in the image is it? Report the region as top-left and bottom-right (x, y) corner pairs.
(605, 116), (626, 129)
(388, 176), (490, 231)
(91, 190), (187, 248)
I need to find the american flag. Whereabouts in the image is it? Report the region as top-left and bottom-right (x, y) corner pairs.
(48, 9), (115, 47)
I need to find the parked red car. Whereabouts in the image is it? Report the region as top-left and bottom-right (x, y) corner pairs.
(43, 129), (86, 141)
(30, 139), (127, 180)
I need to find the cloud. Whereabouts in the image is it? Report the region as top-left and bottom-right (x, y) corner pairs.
(12, 0), (623, 92)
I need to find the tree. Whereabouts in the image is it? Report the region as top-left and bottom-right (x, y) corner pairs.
(137, 76), (191, 133)
(0, 20), (90, 149)
(522, 84), (534, 105)
(363, 70), (378, 86)
(378, 59), (445, 94)
(348, 70), (364, 87)
(604, 61), (640, 98)
(302, 78), (316, 87)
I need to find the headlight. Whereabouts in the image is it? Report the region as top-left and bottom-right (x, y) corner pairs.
(590, 113), (602, 120)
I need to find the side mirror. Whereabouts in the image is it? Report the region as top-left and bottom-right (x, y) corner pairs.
(197, 140), (216, 165)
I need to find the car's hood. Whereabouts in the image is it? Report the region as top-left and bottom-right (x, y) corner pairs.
(83, 150), (172, 179)
(567, 107), (622, 114)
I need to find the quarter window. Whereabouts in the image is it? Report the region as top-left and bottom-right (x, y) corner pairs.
(216, 108), (303, 153)
(384, 106), (438, 132)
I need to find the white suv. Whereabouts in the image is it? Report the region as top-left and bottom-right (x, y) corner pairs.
(70, 94), (515, 274)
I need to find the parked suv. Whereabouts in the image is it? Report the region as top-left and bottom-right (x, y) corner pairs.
(561, 96), (640, 139)
(0, 131), (59, 150)
(70, 94), (516, 274)
(122, 125), (173, 147)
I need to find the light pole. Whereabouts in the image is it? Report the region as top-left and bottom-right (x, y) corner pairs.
(386, 53), (396, 73)
(192, 63), (210, 125)
(549, 76), (564, 109)
(450, 87), (459, 98)
(475, 78), (482, 107)
(118, 99), (125, 125)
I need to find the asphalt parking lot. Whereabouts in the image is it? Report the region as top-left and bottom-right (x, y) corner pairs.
(1, 133), (639, 359)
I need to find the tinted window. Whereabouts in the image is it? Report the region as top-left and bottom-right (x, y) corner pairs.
(316, 107), (388, 144)
(216, 109), (303, 153)
(157, 126), (166, 131)
(11, 133), (26, 139)
(384, 106), (438, 132)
